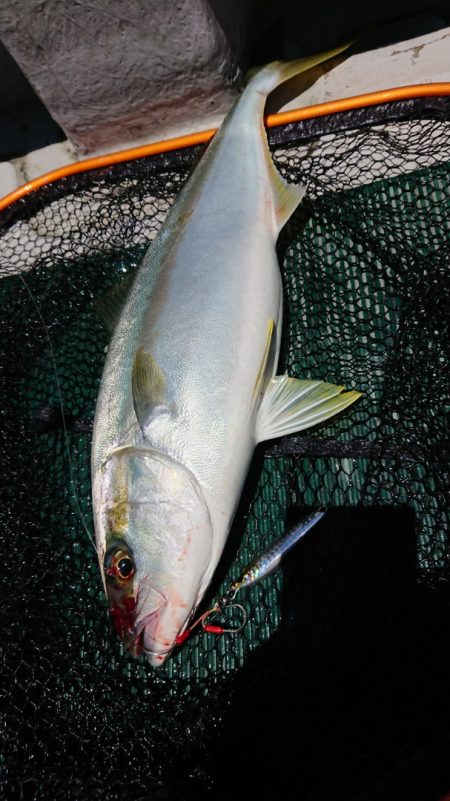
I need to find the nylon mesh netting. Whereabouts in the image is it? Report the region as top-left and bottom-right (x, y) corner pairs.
(1, 97), (449, 801)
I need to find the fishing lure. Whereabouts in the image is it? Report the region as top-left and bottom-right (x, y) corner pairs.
(176, 508), (326, 645)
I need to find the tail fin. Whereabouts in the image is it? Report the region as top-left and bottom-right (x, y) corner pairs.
(241, 41), (354, 232)
(245, 40), (353, 98)
(213, 40), (354, 234)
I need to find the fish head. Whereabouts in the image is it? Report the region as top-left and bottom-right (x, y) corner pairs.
(97, 447), (213, 666)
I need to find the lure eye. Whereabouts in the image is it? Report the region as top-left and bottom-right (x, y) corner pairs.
(106, 549), (135, 583)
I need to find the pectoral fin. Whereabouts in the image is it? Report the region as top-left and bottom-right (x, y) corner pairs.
(256, 375), (361, 442)
(132, 348), (172, 432)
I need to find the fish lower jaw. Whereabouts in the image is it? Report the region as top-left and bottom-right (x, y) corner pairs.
(142, 632), (178, 666)
(143, 647), (172, 667)
(135, 610), (184, 667)
(130, 609), (167, 661)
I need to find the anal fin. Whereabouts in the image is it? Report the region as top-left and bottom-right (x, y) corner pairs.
(252, 319), (278, 407)
(256, 375), (361, 442)
(270, 163), (307, 231)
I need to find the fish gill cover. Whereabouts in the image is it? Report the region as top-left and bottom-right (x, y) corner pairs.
(0, 96), (449, 800)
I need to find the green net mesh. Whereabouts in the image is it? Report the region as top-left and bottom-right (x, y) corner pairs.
(1, 96), (449, 800)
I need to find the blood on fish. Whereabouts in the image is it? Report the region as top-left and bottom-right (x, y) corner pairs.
(109, 595), (137, 638)
(123, 596), (137, 616)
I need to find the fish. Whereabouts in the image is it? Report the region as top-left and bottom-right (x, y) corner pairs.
(91, 43), (361, 667)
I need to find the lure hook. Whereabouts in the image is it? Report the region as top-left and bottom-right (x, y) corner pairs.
(201, 602), (247, 635)
(216, 587), (239, 608)
(175, 509), (326, 648)
(175, 598), (246, 646)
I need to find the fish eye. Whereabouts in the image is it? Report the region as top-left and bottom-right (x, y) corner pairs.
(106, 548), (135, 582)
(117, 555), (134, 579)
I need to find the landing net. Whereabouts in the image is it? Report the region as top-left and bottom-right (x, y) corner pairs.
(1, 94), (449, 800)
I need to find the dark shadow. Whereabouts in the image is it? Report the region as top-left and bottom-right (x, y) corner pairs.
(209, 1), (450, 69)
(0, 42), (65, 160)
(206, 505), (450, 800)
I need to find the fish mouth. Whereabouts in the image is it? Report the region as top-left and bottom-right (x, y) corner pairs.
(143, 645), (172, 667)
(136, 608), (194, 667)
(131, 607), (174, 664)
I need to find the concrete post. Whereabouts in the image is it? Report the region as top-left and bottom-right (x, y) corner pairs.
(0, 0), (240, 154)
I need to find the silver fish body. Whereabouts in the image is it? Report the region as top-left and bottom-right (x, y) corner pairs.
(92, 45), (360, 666)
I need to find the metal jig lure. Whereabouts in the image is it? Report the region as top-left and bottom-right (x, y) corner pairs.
(176, 508), (326, 646)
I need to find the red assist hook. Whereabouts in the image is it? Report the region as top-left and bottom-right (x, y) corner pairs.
(176, 508), (326, 647)
(175, 598), (247, 646)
